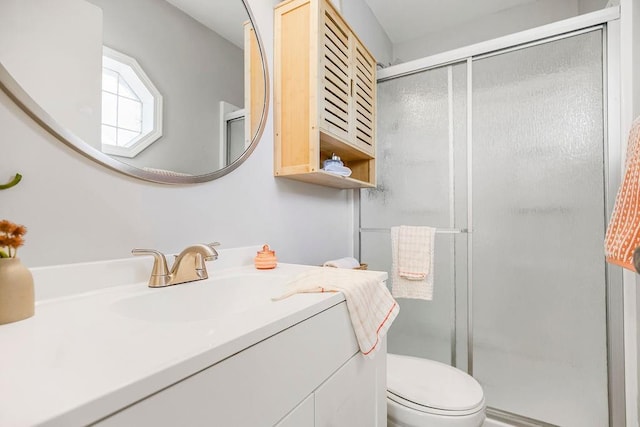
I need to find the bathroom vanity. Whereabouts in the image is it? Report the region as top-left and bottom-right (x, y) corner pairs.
(0, 247), (387, 426)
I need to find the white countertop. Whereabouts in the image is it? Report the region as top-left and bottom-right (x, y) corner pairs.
(0, 248), (386, 426)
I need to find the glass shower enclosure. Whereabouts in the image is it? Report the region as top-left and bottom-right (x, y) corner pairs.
(360, 27), (617, 426)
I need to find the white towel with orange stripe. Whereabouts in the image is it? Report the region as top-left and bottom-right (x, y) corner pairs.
(273, 268), (399, 358)
(391, 225), (435, 300)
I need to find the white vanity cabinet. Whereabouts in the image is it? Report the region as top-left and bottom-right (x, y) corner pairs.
(275, 394), (314, 427)
(276, 341), (386, 427)
(96, 301), (386, 427)
(314, 342), (385, 426)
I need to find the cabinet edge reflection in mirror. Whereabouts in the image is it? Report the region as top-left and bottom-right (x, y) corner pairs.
(0, 0), (269, 185)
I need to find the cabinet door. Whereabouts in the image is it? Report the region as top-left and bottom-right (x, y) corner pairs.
(351, 39), (376, 156)
(95, 303), (358, 427)
(319, 0), (352, 143)
(275, 394), (314, 427)
(314, 352), (382, 427)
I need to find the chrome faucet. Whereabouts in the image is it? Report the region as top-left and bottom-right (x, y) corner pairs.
(132, 243), (220, 287)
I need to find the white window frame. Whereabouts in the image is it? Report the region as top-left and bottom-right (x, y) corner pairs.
(101, 46), (163, 158)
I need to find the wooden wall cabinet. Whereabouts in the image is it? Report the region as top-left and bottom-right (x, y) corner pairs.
(244, 21), (265, 146)
(274, 0), (377, 189)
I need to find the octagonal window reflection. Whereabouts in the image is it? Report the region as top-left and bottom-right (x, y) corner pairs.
(101, 47), (163, 158)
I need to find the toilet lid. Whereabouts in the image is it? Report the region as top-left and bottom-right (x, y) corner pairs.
(387, 353), (484, 413)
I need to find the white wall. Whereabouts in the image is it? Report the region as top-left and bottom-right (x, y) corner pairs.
(0, 0), (358, 268)
(579, 0), (611, 14)
(341, 0), (393, 66)
(393, 0), (608, 63)
(0, 0), (102, 148)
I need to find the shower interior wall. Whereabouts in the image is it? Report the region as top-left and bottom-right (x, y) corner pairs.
(361, 24), (615, 426)
(351, 0), (636, 423)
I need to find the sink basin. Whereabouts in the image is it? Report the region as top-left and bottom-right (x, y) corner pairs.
(111, 273), (289, 322)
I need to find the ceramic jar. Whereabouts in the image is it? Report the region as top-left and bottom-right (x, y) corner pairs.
(254, 244), (277, 270)
(0, 258), (34, 325)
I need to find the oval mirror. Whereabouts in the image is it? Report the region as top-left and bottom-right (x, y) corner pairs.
(0, 0), (268, 184)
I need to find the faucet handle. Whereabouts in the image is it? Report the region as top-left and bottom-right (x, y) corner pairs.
(206, 242), (220, 260)
(131, 248), (171, 287)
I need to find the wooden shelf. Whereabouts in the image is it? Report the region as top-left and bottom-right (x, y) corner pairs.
(277, 170), (376, 189)
(320, 131), (373, 161)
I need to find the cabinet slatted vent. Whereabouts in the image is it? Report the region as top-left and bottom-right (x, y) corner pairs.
(354, 45), (374, 149)
(322, 11), (350, 136)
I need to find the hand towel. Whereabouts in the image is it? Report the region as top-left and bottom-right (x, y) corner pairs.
(391, 226), (435, 300)
(323, 257), (361, 269)
(397, 226), (434, 280)
(273, 268), (399, 357)
(606, 117), (640, 271)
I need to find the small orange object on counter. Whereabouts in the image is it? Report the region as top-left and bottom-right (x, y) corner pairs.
(254, 244), (277, 269)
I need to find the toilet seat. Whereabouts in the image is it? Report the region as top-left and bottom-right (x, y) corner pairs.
(387, 353), (485, 416)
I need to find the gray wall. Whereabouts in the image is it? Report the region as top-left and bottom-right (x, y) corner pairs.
(617, 0), (640, 421)
(88, 0), (244, 175)
(341, 0), (393, 66)
(622, 0), (640, 422)
(0, 0), (356, 268)
(0, 0), (103, 147)
(393, 0), (610, 63)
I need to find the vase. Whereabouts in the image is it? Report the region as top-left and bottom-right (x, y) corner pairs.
(0, 258), (34, 325)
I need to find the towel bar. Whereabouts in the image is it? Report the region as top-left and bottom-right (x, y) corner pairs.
(359, 227), (468, 234)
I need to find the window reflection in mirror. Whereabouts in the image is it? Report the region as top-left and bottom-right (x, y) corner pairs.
(88, 0), (247, 176)
(101, 47), (163, 159)
(0, 0), (267, 182)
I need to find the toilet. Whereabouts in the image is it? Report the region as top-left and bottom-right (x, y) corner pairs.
(387, 354), (486, 427)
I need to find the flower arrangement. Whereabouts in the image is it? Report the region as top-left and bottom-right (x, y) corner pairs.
(0, 220), (27, 258)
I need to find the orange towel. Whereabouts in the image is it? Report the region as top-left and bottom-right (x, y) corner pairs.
(605, 117), (640, 271)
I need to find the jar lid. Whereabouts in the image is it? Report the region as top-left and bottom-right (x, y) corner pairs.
(257, 244), (275, 255)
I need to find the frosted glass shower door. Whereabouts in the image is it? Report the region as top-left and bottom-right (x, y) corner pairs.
(360, 63), (467, 365)
(471, 30), (607, 425)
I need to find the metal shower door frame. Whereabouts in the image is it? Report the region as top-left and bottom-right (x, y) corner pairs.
(359, 7), (625, 426)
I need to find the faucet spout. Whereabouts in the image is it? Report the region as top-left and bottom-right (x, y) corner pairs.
(170, 243), (219, 284)
(173, 243), (218, 265)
